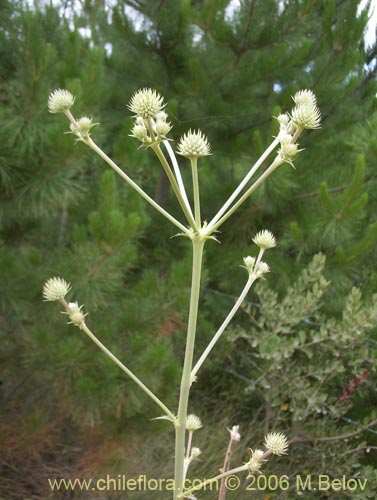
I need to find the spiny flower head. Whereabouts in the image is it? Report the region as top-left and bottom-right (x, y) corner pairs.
(186, 414), (203, 431)
(70, 117), (98, 139)
(264, 431), (289, 456)
(247, 448), (267, 473)
(128, 88), (165, 119)
(130, 123), (149, 141)
(43, 277), (71, 301)
(291, 102), (321, 129)
(155, 119), (172, 137)
(177, 130), (211, 159)
(256, 261), (270, 277)
(66, 302), (87, 327)
(276, 113), (290, 128)
(278, 142), (301, 166)
(48, 89), (75, 114)
(253, 230), (276, 250)
(292, 89), (317, 107)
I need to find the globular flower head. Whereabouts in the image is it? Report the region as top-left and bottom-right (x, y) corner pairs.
(128, 88), (165, 119)
(278, 142), (302, 166)
(155, 119), (172, 137)
(177, 130), (211, 159)
(43, 277), (71, 301)
(291, 102), (321, 130)
(70, 116), (97, 139)
(264, 431), (289, 456)
(186, 414), (203, 431)
(66, 302), (87, 327)
(292, 89), (317, 107)
(247, 448), (267, 473)
(130, 123), (149, 141)
(48, 89), (75, 114)
(253, 230), (276, 250)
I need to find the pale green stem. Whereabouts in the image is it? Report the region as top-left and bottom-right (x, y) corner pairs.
(163, 140), (193, 220)
(63, 314), (176, 421)
(174, 238), (205, 500)
(152, 144), (197, 229)
(181, 464), (248, 498)
(191, 248), (264, 382)
(182, 430), (193, 482)
(207, 136), (280, 231)
(210, 157), (283, 232)
(190, 158), (201, 227)
(64, 111), (189, 235)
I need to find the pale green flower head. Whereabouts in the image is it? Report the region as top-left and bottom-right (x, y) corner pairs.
(247, 448), (266, 473)
(43, 277), (71, 301)
(264, 431), (289, 456)
(48, 89), (75, 114)
(177, 130), (211, 159)
(66, 302), (87, 327)
(291, 102), (321, 129)
(186, 414), (203, 431)
(252, 230), (276, 250)
(128, 88), (165, 119)
(256, 261), (270, 277)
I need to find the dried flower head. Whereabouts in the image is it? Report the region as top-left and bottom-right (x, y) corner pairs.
(228, 425), (241, 441)
(43, 277), (71, 301)
(292, 89), (317, 106)
(66, 302), (87, 327)
(264, 431), (289, 456)
(253, 230), (276, 250)
(48, 89), (75, 114)
(177, 130), (211, 159)
(186, 414), (203, 431)
(128, 88), (165, 119)
(291, 102), (321, 129)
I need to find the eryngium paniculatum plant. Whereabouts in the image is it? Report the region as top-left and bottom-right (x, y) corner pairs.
(44, 87), (321, 499)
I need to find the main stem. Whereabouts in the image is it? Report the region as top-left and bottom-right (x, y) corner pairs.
(174, 237), (205, 500)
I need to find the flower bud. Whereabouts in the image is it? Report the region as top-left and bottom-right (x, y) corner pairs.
(155, 119), (172, 137)
(66, 302), (87, 327)
(131, 123), (148, 141)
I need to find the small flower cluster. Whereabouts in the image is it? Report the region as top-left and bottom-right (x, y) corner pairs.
(243, 230), (276, 277)
(43, 277), (87, 328)
(276, 89), (320, 167)
(128, 89), (172, 145)
(247, 431), (289, 474)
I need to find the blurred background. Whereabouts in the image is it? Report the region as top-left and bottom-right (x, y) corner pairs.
(1, 0), (377, 498)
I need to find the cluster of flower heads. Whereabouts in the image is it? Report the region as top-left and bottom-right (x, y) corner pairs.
(247, 431), (289, 474)
(243, 230), (276, 277)
(128, 88), (172, 146)
(276, 89), (320, 167)
(43, 277), (87, 328)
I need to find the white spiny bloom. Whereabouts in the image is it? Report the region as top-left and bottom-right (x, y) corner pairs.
(253, 230), (276, 250)
(278, 142), (301, 166)
(279, 133), (293, 145)
(190, 447), (202, 459)
(277, 113), (290, 128)
(291, 102), (321, 129)
(156, 111), (168, 121)
(186, 414), (203, 431)
(66, 302), (87, 327)
(243, 256), (255, 272)
(70, 117), (97, 138)
(128, 88), (165, 119)
(247, 448), (267, 473)
(43, 277), (71, 301)
(228, 425), (241, 441)
(48, 89), (75, 114)
(264, 431), (289, 456)
(130, 123), (149, 141)
(177, 130), (211, 159)
(155, 119), (172, 137)
(256, 261), (270, 276)
(293, 89), (317, 106)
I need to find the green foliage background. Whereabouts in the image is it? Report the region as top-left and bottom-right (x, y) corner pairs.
(1, 0), (377, 498)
